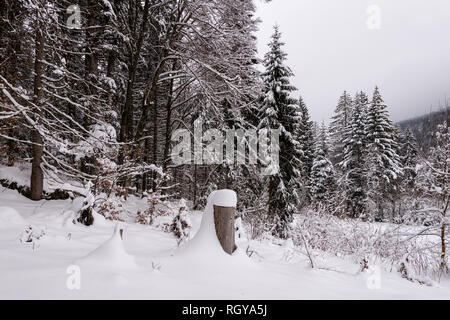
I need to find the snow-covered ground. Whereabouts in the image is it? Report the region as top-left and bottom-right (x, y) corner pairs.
(0, 187), (449, 300)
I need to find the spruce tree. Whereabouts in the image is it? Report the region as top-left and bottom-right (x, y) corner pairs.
(297, 96), (315, 203)
(259, 26), (301, 238)
(310, 122), (335, 207)
(329, 91), (353, 164)
(365, 87), (403, 221)
(340, 92), (368, 218)
(399, 128), (419, 189)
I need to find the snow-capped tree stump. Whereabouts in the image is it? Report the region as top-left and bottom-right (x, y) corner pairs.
(213, 205), (236, 255)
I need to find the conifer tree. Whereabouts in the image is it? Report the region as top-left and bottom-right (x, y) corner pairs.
(259, 26), (301, 238)
(400, 128), (419, 189)
(365, 87), (403, 221)
(310, 122), (335, 206)
(297, 96), (315, 203)
(340, 92), (368, 218)
(329, 91), (353, 164)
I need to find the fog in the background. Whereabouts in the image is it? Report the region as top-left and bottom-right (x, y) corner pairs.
(256, 0), (450, 123)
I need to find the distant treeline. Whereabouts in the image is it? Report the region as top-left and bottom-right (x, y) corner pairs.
(398, 107), (450, 153)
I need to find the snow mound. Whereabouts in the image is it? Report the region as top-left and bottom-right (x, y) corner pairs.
(92, 209), (108, 227)
(0, 206), (25, 228)
(77, 224), (137, 269)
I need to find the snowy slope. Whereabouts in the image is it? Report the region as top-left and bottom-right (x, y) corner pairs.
(0, 188), (449, 300)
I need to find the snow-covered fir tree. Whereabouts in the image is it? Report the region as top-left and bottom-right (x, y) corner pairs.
(309, 122), (335, 207)
(329, 91), (353, 164)
(340, 92), (369, 218)
(297, 96), (315, 204)
(258, 25), (302, 238)
(364, 87), (403, 221)
(359, 91), (370, 116)
(399, 128), (419, 189)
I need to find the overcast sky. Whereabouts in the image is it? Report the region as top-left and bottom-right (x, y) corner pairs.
(255, 0), (450, 123)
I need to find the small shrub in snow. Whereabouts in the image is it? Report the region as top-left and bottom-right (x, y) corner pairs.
(77, 199), (95, 226)
(95, 196), (128, 222)
(78, 206), (94, 226)
(136, 209), (151, 225)
(137, 192), (192, 243)
(360, 258), (369, 272)
(75, 182), (96, 226)
(20, 225), (46, 250)
(170, 199), (192, 245)
(136, 191), (170, 226)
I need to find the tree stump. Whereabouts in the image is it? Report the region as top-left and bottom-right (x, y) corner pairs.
(213, 205), (236, 255)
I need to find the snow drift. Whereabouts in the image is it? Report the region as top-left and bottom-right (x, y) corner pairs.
(77, 224), (137, 270)
(0, 206), (25, 228)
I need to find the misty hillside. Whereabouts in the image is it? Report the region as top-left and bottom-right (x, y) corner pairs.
(398, 107), (449, 152)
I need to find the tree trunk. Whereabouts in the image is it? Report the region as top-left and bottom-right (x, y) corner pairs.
(118, 0), (150, 145)
(142, 136), (151, 192)
(83, 0), (99, 130)
(31, 130), (44, 201)
(30, 17), (45, 201)
(162, 75), (175, 172)
(193, 164), (198, 209)
(268, 178), (274, 217)
(151, 89), (158, 190)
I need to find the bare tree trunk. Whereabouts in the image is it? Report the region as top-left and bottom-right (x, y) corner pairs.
(2, 1), (22, 166)
(193, 164), (198, 209)
(116, 0), (150, 195)
(134, 62), (165, 143)
(151, 90), (158, 190)
(162, 76), (175, 172)
(142, 136), (150, 192)
(30, 17), (45, 201)
(118, 0), (150, 144)
(268, 178), (274, 217)
(83, 0), (99, 130)
(31, 131), (43, 200)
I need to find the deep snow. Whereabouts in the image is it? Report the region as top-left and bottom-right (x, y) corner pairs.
(0, 187), (449, 300)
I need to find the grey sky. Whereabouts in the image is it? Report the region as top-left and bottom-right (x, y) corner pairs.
(255, 0), (450, 123)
